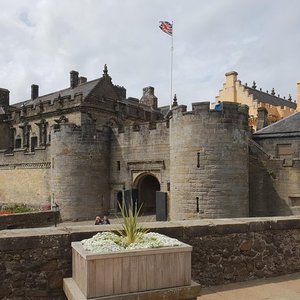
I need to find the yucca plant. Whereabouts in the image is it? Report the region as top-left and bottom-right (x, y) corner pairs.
(117, 200), (149, 247)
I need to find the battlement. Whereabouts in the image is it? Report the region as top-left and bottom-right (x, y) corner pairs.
(51, 121), (110, 144)
(171, 101), (249, 129)
(115, 119), (169, 135)
(11, 93), (83, 120)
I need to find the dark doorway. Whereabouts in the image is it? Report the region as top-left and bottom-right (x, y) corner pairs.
(137, 174), (160, 214)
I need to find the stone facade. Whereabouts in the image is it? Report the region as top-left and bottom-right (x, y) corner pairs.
(0, 65), (299, 221)
(1, 217), (300, 299)
(216, 71), (297, 131)
(249, 113), (300, 217)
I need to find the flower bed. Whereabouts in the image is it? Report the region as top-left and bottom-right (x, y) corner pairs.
(0, 211), (13, 215)
(81, 231), (182, 252)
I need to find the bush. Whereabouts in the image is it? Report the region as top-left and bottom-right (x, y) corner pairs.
(2, 204), (32, 214)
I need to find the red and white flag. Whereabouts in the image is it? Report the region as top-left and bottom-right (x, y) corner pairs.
(159, 21), (173, 36)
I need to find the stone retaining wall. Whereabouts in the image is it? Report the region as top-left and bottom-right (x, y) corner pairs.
(0, 211), (59, 230)
(0, 217), (300, 299)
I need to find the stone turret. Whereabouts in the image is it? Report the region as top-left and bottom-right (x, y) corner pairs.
(50, 122), (110, 221)
(169, 101), (249, 220)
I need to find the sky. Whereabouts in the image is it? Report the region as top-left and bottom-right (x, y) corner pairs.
(0, 0), (300, 108)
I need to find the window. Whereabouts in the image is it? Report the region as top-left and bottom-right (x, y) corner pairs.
(117, 161), (121, 171)
(276, 144), (292, 159)
(15, 138), (21, 148)
(31, 136), (38, 152)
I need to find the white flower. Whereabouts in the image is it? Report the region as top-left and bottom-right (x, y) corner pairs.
(81, 232), (183, 253)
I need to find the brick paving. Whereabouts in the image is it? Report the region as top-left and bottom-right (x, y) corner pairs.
(199, 272), (300, 300)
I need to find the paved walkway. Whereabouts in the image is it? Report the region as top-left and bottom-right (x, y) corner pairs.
(199, 272), (300, 300)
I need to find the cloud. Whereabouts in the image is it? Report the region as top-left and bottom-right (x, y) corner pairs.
(0, 0), (299, 107)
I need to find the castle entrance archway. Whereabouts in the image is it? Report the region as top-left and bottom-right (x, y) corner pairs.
(134, 173), (160, 214)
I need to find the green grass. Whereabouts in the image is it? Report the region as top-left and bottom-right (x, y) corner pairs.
(2, 204), (32, 213)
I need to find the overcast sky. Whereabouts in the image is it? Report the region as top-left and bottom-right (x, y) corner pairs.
(1, 0), (300, 108)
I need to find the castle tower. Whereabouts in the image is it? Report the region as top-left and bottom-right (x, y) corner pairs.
(169, 102), (249, 220)
(50, 121), (110, 221)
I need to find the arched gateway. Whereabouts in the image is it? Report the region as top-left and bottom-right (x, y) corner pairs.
(134, 173), (160, 214)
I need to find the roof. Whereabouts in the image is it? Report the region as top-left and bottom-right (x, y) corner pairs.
(245, 87), (297, 109)
(254, 112), (300, 136)
(11, 78), (101, 108)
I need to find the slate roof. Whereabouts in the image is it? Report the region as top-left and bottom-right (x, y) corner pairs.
(254, 112), (300, 136)
(245, 87), (297, 109)
(11, 78), (101, 108)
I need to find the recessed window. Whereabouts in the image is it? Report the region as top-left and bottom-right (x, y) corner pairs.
(15, 138), (21, 148)
(117, 161), (121, 171)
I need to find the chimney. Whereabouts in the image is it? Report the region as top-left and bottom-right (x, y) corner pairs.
(70, 70), (79, 89)
(256, 107), (268, 130)
(297, 81), (300, 103)
(0, 88), (10, 107)
(79, 76), (87, 85)
(31, 84), (39, 100)
(140, 86), (158, 109)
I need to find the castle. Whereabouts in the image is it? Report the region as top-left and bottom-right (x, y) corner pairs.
(0, 65), (299, 221)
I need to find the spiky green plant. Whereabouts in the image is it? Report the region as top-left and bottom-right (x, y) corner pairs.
(117, 200), (149, 247)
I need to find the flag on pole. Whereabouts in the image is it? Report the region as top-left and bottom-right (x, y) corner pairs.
(159, 21), (173, 36)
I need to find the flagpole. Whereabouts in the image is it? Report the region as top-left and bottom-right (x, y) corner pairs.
(170, 21), (174, 108)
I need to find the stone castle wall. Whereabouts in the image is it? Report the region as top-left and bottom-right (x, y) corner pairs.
(249, 136), (300, 216)
(110, 121), (170, 198)
(1, 217), (300, 299)
(0, 147), (51, 207)
(169, 102), (250, 220)
(50, 122), (111, 221)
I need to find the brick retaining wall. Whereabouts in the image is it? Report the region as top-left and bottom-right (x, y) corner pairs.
(0, 217), (300, 299)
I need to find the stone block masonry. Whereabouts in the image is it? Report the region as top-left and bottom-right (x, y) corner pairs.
(1, 217), (300, 299)
(169, 102), (250, 220)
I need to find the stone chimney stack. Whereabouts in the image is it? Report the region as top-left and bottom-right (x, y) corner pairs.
(79, 76), (87, 85)
(140, 86), (158, 109)
(31, 84), (39, 100)
(0, 88), (10, 107)
(256, 107), (268, 131)
(297, 81), (300, 103)
(70, 70), (79, 89)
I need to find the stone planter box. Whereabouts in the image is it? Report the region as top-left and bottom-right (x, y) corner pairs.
(70, 241), (193, 299)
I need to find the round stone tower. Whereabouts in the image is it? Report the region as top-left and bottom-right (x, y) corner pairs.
(169, 101), (249, 220)
(50, 122), (110, 221)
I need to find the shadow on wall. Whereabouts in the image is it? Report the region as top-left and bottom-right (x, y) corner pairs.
(249, 156), (292, 217)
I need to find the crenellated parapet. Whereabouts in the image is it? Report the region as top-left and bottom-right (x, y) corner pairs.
(10, 92), (83, 121)
(171, 101), (249, 130)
